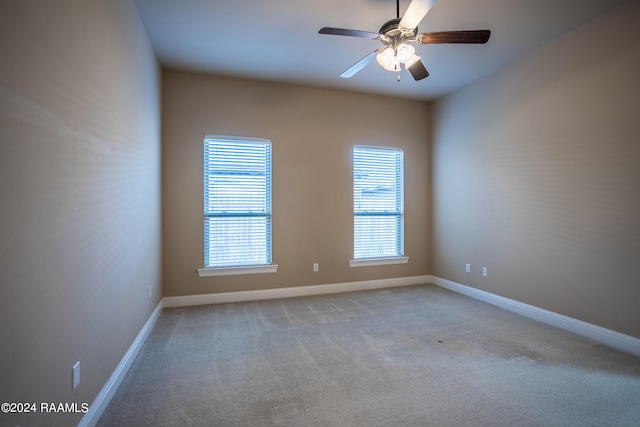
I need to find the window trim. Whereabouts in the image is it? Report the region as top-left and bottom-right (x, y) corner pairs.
(352, 145), (406, 263)
(201, 135), (275, 275)
(197, 264), (278, 277)
(349, 256), (409, 268)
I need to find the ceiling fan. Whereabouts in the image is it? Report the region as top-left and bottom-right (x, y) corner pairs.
(318, 0), (490, 81)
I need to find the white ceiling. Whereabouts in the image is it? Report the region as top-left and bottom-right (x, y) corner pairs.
(133, 0), (628, 101)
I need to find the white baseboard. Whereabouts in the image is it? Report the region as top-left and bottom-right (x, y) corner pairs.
(162, 275), (432, 308)
(430, 276), (640, 357)
(78, 301), (163, 427)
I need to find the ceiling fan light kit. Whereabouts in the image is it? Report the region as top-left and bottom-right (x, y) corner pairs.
(319, 0), (490, 82)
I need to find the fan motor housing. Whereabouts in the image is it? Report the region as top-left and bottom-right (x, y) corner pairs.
(379, 18), (417, 39)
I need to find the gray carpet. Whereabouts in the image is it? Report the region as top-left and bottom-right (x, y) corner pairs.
(97, 285), (640, 426)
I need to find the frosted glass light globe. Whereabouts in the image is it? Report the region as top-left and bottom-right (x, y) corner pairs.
(376, 47), (399, 71)
(396, 43), (415, 63)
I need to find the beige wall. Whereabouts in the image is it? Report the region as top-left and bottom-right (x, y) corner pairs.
(162, 71), (430, 296)
(431, 0), (640, 338)
(0, 1), (161, 426)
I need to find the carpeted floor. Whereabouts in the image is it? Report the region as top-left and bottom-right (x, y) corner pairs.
(97, 284), (640, 426)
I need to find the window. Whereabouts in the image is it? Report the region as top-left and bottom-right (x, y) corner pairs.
(199, 136), (276, 276)
(351, 146), (408, 267)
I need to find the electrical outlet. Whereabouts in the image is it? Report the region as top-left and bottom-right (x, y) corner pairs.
(148, 285), (152, 298)
(72, 361), (80, 390)
(482, 267), (488, 277)
(465, 263), (471, 273)
(313, 263), (319, 272)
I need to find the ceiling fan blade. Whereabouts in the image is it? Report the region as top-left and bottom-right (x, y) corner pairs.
(399, 0), (437, 31)
(406, 57), (429, 81)
(319, 27), (379, 39)
(340, 49), (383, 78)
(417, 30), (491, 44)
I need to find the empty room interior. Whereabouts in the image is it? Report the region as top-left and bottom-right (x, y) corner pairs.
(1, 0), (639, 426)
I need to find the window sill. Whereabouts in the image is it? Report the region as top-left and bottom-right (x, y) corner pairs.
(349, 257), (409, 268)
(197, 264), (279, 277)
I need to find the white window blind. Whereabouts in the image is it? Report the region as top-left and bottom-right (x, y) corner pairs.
(353, 146), (404, 259)
(204, 136), (271, 268)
